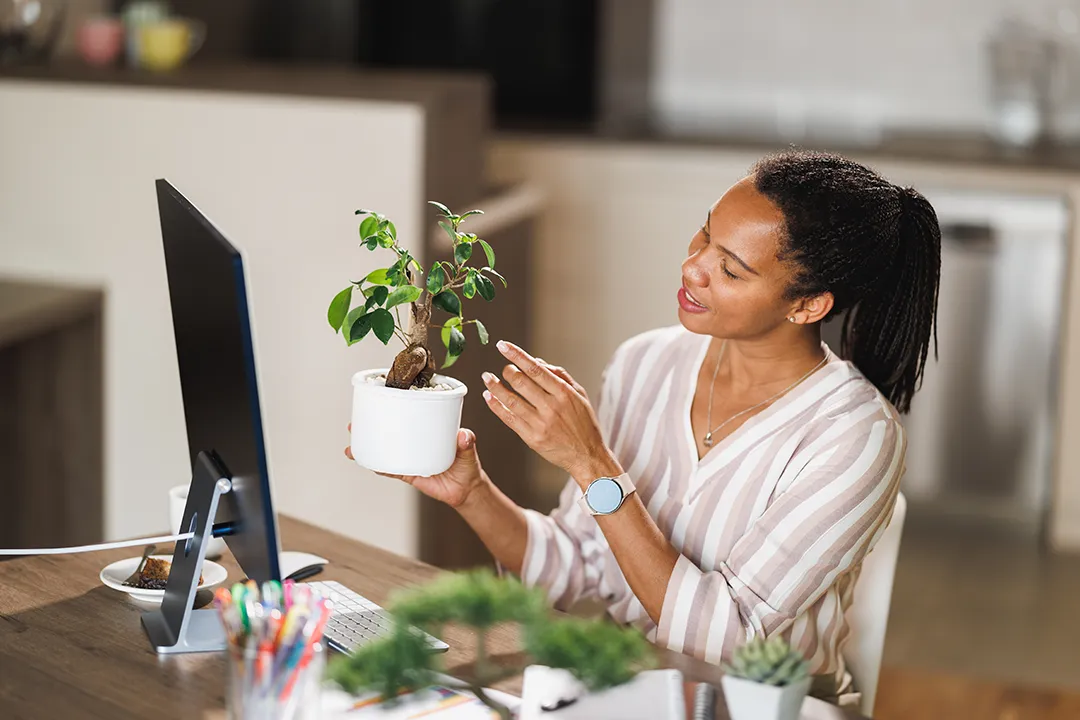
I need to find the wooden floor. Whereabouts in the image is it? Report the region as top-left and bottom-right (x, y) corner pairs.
(876, 667), (1080, 720)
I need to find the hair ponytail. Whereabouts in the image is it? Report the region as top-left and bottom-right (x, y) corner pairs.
(840, 187), (941, 412)
(753, 151), (941, 413)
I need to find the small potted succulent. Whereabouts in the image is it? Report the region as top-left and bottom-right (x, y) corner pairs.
(327, 569), (655, 720)
(326, 202), (504, 476)
(721, 637), (811, 720)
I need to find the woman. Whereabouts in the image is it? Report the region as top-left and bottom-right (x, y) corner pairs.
(347, 150), (940, 704)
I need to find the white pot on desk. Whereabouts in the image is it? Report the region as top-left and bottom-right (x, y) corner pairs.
(721, 675), (810, 720)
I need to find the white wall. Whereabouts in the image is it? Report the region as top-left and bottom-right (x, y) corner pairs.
(650, 0), (1070, 138)
(0, 81), (425, 557)
(490, 136), (1080, 552)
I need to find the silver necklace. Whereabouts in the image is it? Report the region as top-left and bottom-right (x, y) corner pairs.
(702, 341), (829, 447)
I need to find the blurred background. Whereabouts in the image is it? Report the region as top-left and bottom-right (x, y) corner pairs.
(3, 1), (1080, 717)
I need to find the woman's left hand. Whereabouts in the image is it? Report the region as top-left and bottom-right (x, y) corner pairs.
(482, 340), (622, 484)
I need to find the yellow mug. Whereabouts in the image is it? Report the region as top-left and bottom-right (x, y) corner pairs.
(138, 18), (205, 72)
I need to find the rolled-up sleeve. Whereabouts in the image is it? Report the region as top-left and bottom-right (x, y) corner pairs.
(656, 409), (905, 664)
(519, 482), (610, 609)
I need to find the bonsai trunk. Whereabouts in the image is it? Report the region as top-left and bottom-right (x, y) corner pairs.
(385, 293), (435, 390)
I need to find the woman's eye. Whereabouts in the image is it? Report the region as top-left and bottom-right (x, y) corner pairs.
(721, 260), (739, 280)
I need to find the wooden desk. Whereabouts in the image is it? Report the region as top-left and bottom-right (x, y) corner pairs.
(0, 516), (865, 719)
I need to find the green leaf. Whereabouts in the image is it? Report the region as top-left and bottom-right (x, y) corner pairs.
(385, 285), (422, 309)
(347, 311), (374, 345)
(364, 295), (378, 312)
(409, 258), (423, 275)
(482, 267), (507, 287)
(386, 259), (407, 285)
(441, 325), (466, 369)
(365, 268), (391, 285)
(428, 200), (452, 217)
(365, 237), (379, 251)
(359, 216), (378, 240)
(440, 316), (462, 348)
(474, 318), (489, 345)
(438, 317), (464, 369)
(433, 289), (461, 316)
(354, 208), (371, 216)
(438, 220), (457, 247)
(386, 220), (397, 240)
(370, 308), (395, 344)
(454, 241), (473, 265)
(478, 239), (495, 269)
(371, 286), (389, 306)
(460, 209), (484, 221)
(377, 232), (394, 248)
(427, 264), (446, 294)
(327, 286), (353, 332)
(463, 269), (477, 299)
(476, 275), (495, 301)
(343, 306), (367, 343)
(448, 327), (465, 356)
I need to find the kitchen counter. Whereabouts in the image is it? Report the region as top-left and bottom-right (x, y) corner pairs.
(0, 61), (486, 111)
(0, 277), (104, 550)
(500, 122), (1080, 177)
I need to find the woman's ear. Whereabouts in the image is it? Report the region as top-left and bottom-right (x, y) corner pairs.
(788, 292), (834, 325)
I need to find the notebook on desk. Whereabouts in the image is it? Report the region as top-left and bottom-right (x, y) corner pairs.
(519, 666), (686, 720)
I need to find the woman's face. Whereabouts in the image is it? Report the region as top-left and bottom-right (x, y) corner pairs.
(678, 176), (802, 338)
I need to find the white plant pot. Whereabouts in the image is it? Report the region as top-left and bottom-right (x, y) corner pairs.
(350, 368), (468, 477)
(721, 675), (810, 720)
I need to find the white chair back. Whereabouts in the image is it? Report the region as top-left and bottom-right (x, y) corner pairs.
(844, 491), (907, 717)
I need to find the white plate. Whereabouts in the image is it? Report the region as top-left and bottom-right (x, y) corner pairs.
(100, 555), (228, 604)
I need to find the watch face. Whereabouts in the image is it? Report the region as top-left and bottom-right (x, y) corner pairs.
(586, 477), (623, 514)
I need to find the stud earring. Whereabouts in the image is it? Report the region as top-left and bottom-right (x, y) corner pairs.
(788, 317), (796, 323)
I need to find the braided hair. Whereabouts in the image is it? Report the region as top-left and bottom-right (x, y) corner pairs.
(753, 150), (941, 413)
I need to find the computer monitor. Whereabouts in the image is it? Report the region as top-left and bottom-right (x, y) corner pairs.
(156, 179), (282, 583)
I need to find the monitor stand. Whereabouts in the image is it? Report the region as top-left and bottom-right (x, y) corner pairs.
(141, 451), (232, 654)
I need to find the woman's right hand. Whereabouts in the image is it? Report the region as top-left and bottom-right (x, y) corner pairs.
(345, 426), (488, 509)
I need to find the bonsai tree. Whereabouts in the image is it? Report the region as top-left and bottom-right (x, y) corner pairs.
(325, 202), (505, 390)
(327, 569), (655, 720)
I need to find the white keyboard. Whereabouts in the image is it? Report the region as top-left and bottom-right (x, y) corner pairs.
(304, 580), (449, 655)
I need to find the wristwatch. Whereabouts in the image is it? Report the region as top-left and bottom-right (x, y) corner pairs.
(578, 474), (636, 516)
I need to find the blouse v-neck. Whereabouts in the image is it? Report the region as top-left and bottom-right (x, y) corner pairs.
(683, 333), (835, 467)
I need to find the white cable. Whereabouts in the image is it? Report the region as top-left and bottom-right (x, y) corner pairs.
(0, 531), (197, 556)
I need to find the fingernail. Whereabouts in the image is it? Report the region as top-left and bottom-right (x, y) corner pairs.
(496, 340), (509, 352)
(483, 390), (492, 401)
(482, 372), (495, 384)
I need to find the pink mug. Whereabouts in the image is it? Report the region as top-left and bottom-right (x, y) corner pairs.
(77, 16), (125, 67)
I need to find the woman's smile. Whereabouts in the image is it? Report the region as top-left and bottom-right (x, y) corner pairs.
(678, 285), (710, 313)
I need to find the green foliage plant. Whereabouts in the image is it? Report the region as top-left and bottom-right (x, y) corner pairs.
(327, 569), (655, 720)
(326, 202), (505, 389)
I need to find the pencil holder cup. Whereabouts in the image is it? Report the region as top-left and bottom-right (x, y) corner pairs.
(227, 640), (325, 720)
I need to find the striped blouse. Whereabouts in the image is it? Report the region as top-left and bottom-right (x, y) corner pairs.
(518, 326), (905, 694)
